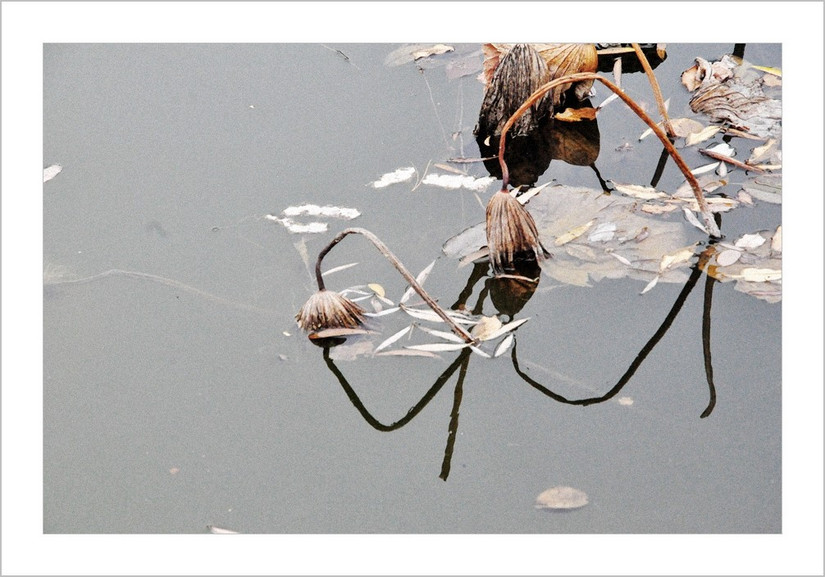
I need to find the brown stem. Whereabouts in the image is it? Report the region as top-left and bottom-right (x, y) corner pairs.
(314, 228), (475, 343)
(497, 71), (721, 238)
(632, 43), (675, 137)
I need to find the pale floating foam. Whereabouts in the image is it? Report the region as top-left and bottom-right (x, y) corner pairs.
(370, 167), (416, 188)
(421, 173), (495, 192)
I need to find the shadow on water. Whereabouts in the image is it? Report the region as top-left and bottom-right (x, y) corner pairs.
(318, 234), (721, 480)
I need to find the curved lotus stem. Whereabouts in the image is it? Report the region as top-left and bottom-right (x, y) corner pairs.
(497, 71), (722, 239)
(311, 228), (474, 343)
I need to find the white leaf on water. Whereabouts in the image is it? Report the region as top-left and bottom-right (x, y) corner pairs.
(771, 225), (782, 253)
(588, 222), (617, 242)
(421, 173), (495, 192)
(611, 182), (669, 200)
(265, 215), (328, 234)
(734, 233), (767, 249)
(363, 307), (400, 317)
(641, 275), (659, 294)
(370, 167), (416, 188)
(609, 252), (632, 266)
(373, 325), (412, 353)
(470, 346), (492, 359)
(659, 244), (697, 272)
(737, 268), (781, 282)
(706, 141), (736, 157)
(400, 304), (477, 325)
(282, 204), (360, 220)
(417, 325), (467, 343)
(322, 262), (359, 277)
(516, 182), (550, 205)
(715, 249), (742, 267)
(410, 44), (454, 60)
(43, 164), (63, 183)
(375, 349), (441, 358)
(406, 343), (469, 352)
(682, 207), (708, 234)
(690, 162), (721, 176)
(494, 334), (514, 357)
(208, 525), (240, 534)
(685, 125), (721, 146)
(400, 259), (437, 304)
(478, 318), (529, 342)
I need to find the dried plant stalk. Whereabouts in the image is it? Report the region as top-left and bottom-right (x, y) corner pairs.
(497, 71), (722, 238)
(299, 227), (474, 343)
(296, 289), (366, 332)
(486, 191), (548, 275)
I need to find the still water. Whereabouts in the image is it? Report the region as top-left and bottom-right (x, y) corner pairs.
(43, 43), (781, 533)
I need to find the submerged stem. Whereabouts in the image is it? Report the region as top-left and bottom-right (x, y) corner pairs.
(497, 71), (721, 238)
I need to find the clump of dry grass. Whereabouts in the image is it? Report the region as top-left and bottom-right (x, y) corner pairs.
(295, 289), (365, 333)
(486, 190), (548, 275)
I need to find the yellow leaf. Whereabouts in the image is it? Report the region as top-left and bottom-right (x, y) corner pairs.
(554, 219), (595, 246)
(555, 107), (598, 122)
(368, 283), (385, 298)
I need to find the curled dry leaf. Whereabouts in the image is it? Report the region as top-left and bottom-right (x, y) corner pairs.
(682, 55), (782, 138)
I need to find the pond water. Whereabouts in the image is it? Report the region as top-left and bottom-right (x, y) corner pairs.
(43, 43), (781, 534)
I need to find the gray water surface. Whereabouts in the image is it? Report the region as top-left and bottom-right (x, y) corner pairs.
(43, 43), (781, 533)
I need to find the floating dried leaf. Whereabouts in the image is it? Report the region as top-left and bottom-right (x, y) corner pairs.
(535, 486), (589, 510)
(555, 107), (598, 122)
(685, 125), (721, 146)
(400, 260), (437, 304)
(417, 325), (467, 343)
(734, 233), (767, 249)
(588, 222), (617, 242)
(715, 249), (742, 267)
(771, 225), (782, 253)
(611, 182), (669, 200)
(208, 525), (240, 534)
(410, 44), (454, 61)
(554, 219), (595, 246)
(494, 334), (515, 357)
(640, 275), (659, 295)
(373, 325), (412, 354)
(367, 283), (386, 298)
(406, 343), (469, 353)
(480, 318), (530, 342)
(43, 164), (63, 183)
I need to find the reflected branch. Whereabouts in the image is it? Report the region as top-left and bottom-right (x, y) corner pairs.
(512, 261), (706, 407)
(440, 352), (471, 481)
(700, 270), (718, 418)
(322, 346), (472, 432)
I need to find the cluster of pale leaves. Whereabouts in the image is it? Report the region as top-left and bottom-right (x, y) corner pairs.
(316, 260), (528, 362)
